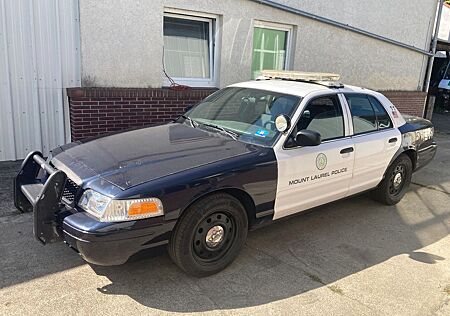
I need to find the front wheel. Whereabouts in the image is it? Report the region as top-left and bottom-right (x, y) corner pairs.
(372, 154), (413, 205)
(168, 193), (248, 277)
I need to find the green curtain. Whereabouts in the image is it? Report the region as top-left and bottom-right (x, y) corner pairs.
(251, 27), (287, 79)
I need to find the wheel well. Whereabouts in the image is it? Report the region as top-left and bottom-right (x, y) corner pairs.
(402, 149), (417, 170)
(181, 188), (257, 228)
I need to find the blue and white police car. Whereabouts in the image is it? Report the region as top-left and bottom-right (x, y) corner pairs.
(15, 71), (437, 276)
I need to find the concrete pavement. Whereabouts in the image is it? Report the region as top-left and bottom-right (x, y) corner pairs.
(0, 135), (449, 315)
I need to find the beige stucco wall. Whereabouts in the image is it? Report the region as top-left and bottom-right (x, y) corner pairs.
(438, 4), (450, 42)
(79, 0), (437, 91)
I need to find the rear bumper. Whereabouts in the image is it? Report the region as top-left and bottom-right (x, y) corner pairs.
(14, 151), (175, 266)
(415, 141), (437, 171)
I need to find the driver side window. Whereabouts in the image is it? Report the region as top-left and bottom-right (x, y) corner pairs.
(286, 95), (345, 148)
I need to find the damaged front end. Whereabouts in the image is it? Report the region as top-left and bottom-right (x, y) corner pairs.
(13, 151), (175, 266)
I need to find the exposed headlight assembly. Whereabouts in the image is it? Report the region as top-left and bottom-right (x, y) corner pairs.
(78, 189), (163, 222)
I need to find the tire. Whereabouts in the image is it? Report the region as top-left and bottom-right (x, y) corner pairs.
(168, 193), (248, 277)
(372, 154), (413, 205)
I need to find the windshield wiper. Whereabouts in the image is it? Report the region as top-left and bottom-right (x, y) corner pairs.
(181, 115), (198, 128)
(201, 123), (239, 140)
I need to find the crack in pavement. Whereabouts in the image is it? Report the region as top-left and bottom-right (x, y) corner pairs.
(411, 182), (450, 196)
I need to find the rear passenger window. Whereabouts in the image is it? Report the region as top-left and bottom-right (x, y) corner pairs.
(368, 96), (392, 129)
(345, 94), (377, 134)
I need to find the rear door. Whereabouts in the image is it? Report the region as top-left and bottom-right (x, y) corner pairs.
(343, 93), (401, 195)
(273, 93), (354, 220)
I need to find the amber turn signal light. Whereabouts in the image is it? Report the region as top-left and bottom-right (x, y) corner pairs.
(128, 201), (160, 216)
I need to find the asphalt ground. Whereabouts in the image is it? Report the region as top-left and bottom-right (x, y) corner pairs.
(0, 133), (449, 315)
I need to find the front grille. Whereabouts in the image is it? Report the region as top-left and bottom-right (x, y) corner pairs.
(62, 178), (80, 204)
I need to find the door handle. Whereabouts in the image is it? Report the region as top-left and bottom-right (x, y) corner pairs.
(388, 137), (398, 143)
(340, 147), (354, 154)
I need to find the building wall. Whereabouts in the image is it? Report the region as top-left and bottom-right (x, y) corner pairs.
(67, 88), (216, 140)
(0, 0), (80, 161)
(68, 88), (426, 140)
(438, 3), (450, 42)
(382, 91), (427, 117)
(70, 0), (433, 140)
(79, 0), (435, 91)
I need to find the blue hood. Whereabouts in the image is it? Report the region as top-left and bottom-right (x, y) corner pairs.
(51, 123), (260, 190)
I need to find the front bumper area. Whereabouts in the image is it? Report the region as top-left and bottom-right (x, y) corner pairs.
(62, 212), (175, 265)
(14, 151), (68, 243)
(14, 151), (175, 266)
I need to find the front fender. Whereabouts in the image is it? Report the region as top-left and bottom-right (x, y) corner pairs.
(115, 148), (278, 226)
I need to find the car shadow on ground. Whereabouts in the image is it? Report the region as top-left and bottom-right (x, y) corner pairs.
(90, 186), (450, 312)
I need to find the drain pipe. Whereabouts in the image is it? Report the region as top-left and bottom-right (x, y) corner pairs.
(423, 0), (444, 92)
(424, 0), (445, 93)
(423, 0), (444, 119)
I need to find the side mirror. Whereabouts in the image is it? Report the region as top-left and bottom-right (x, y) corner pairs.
(303, 110), (311, 118)
(295, 129), (321, 146)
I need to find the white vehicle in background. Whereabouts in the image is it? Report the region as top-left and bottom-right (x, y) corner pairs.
(437, 61), (450, 110)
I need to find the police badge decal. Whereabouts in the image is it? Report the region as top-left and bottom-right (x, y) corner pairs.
(316, 153), (327, 170)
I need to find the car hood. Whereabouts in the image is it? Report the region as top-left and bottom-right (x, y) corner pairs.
(51, 123), (259, 190)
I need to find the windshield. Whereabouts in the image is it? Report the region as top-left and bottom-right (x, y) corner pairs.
(184, 87), (301, 146)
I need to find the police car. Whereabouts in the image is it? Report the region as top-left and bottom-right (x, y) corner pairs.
(14, 71), (437, 277)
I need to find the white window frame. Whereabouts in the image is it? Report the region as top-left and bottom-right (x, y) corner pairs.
(163, 9), (219, 88)
(252, 20), (294, 75)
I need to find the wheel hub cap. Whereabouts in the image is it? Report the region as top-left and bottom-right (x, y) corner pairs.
(205, 225), (224, 248)
(393, 172), (403, 188)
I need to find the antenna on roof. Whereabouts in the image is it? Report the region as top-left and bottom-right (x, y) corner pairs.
(256, 70), (344, 88)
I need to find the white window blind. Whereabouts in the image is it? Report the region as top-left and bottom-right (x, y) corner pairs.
(163, 16), (211, 79)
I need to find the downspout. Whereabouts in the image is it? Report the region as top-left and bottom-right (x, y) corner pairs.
(424, 0), (445, 93)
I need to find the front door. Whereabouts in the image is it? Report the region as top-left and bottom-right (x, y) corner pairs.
(273, 94), (354, 220)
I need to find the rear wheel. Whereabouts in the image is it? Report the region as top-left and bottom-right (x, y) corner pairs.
(372, 154), (413, 205)
(168, 193), (248, 277)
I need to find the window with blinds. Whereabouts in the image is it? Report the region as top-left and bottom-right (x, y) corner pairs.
(163, 12), (216, 86)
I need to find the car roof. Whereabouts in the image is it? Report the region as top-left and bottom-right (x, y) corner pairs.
(229, 80), (373, 98)
(228, 79), (407, 128)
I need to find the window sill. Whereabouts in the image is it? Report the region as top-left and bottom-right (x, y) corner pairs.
(163, 78), (218, 88)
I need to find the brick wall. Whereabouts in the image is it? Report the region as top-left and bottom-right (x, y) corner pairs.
(67, 87), (217, 141)
(382, 91), (426, 118)
(67, 87), (427, 141)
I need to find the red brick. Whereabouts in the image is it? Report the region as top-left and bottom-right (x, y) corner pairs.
(67, 87), (219, 140)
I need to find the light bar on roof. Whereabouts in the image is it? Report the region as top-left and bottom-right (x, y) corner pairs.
(259, 70), (341, 82)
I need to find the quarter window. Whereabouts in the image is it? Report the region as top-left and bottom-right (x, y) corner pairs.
(345, 94), (393, 134)
(163, 13), (216, 87)
(251, 22), (292, 79)
(286, 95), (345, 147)
(368, 96), (393, 129)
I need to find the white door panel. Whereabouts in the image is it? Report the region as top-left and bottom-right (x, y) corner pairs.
(348, 129), (401, 195)
(273, 138), (354, 220)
